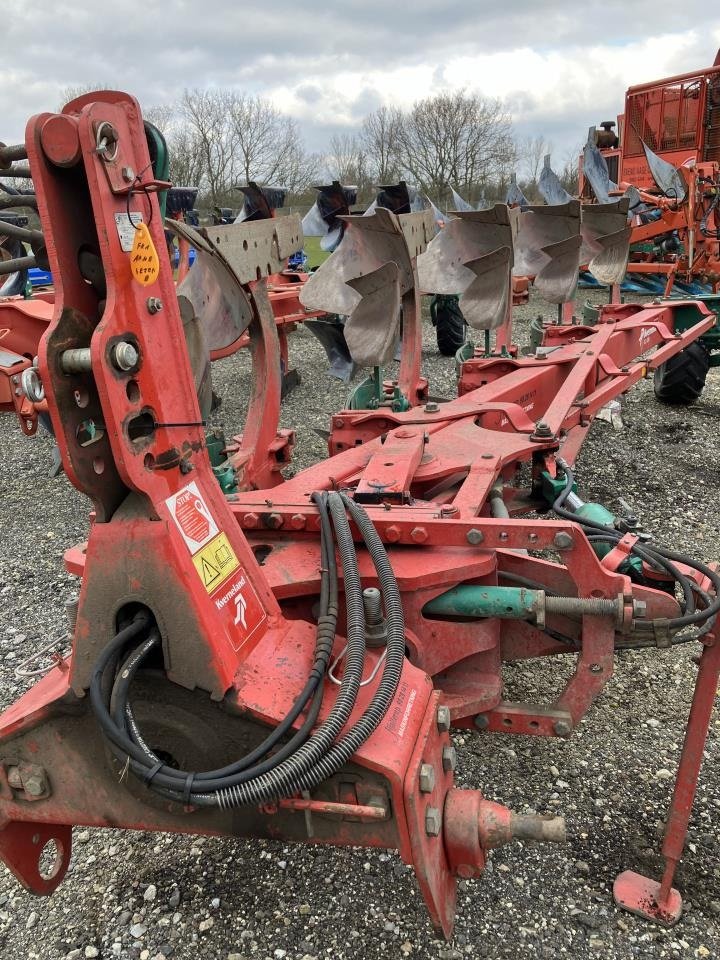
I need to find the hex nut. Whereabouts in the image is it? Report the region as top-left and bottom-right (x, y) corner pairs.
(425, 807), (442, 837)
(436, 705), (451, 733)
(419, 763), (436, 794)
(466, 528), (484, 545)
(442, 745), (457, 773)
(553, 532), (574, 550)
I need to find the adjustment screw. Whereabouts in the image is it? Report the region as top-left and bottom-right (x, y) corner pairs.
(553, 720), (572, 737)
(436, 705), (451, 733)
(553, 532), (574, 550)
(146, 297), (163, 315)
(419, 763), (436, 793)
(466, 528), (484, 545)
(112, 341), (138, 372)
(442, 745), (457, 773)
(425, 807), (442, 837)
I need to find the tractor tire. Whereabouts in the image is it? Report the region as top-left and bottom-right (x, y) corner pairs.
(653, 341), (710, 405)
(432, 295), (466, 356)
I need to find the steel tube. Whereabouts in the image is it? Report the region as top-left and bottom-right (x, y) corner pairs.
(0, 143), (28, 167)
(0, 220), (43, 243)
(0, 255), (35, 276)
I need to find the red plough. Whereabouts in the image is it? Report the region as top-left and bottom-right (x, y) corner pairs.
(0, 91), (718, 940)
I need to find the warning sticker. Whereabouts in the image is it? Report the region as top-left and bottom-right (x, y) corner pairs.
(191, 532), (240, 594)
(166, 481), (219, 553)
(212, 568), (267, 651)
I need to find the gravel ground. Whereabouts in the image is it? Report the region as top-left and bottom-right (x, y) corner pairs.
(0, 290), (719, 960)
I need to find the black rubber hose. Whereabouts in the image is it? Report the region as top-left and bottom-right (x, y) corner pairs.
(555, 467), (718, 631)
(90, 490), (365, 803)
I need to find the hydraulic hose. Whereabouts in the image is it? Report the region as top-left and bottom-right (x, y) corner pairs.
(552, 465), (718, 636)
(90, 491), (406, 810)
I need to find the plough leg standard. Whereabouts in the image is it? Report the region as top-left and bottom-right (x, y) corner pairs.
(0, 92), (718, 938)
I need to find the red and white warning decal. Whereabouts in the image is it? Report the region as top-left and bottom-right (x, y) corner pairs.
(165, 481), (219, 553)
(212, 569), (267, 651)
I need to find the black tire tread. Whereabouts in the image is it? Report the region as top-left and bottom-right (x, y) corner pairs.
(654, 341), (710, 405)
(434, 298), (466, 356)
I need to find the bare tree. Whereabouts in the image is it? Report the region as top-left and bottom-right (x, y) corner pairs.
(560, 146), (581, 196)
(227, 94), (312, 193)
(325, 133), (368, 188)
(143, 103), (175, 135)
(517, 134), (553, 199)
(394, 91), (516, 200)
(361, 106), (403, 182)
(180, 89), (237, 204)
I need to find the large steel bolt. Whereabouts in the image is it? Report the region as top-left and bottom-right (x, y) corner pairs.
(425, 807), (442, 837)
(419, 763), (436, 793)
(553, 532), (574, 550)
(23, 772), (47, 797)
(112, 341), (139, 372)
(466, 528), (484, 545)
(442, 745), (457, 773)
(436, 705), (451, 733)
(60, 348), (92, 374)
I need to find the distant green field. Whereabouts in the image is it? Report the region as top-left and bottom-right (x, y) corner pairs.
(303, 235), (331, 270)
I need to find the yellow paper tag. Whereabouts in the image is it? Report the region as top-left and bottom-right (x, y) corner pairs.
(130, 222), (160, 286)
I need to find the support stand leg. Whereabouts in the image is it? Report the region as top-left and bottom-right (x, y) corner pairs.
(614, 633), (720, 924)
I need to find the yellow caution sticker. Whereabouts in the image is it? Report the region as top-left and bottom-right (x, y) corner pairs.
(130, 222), (160, 286)
(191, 532), (240, 594)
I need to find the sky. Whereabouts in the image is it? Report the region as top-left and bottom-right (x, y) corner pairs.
(3, 1), (720, 179)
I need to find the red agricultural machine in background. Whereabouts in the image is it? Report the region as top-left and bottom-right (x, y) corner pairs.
(579, 47), (720, 298)
(0, 90), (718, 941)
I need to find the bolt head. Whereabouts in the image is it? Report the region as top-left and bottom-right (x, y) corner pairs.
(442, 745), (457, 773)
(290, 513), (306, 530)
(553, 532), (573, 550)
(436, 705), (451, 733)
(424, 402), (439, 413)
(243, 512), (259, 529)
(385, 525), (401, 543)
(7, 766), (22, 789)
(266, 513), (283, 529)
(410, 526), (427, 543)
(113, 342), (139, 372)
(23, 774), (45, 797)
(553, 720), (572, 737)
(146, 296), (163, 315)
(419, 763), (436, 793)
(466, 528), (484, 546)
(474, 714), (489, 731)
(425, 807), (442, 837)
(121, 165), (135, 182)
